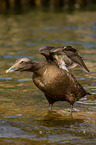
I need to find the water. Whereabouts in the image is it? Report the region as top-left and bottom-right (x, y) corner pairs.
(0, 11), (96, 144)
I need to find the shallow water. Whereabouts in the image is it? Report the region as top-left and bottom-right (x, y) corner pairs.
(0, 11), (96, 144)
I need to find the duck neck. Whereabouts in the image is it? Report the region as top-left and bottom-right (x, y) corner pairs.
(30, 61), (46, 75)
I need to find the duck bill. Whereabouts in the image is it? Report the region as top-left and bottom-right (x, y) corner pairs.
(5, 64), (16, 73)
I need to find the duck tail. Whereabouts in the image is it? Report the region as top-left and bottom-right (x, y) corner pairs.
(86, 92), (92, 95)
(86, 92), (96, 95)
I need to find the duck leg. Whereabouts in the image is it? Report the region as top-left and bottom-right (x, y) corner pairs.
(49, 104), (53, 111)
(70, 104), (73, 115)
(45, 94), (57, 111)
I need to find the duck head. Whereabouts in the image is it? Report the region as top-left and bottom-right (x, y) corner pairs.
(6, 58), (36, 73)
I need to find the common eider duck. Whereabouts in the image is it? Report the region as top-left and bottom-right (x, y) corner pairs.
(6, 57), (90, 114)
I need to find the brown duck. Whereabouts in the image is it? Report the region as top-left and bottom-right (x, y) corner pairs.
(6, 57), (90, 114)
(39, 45), (90, 72)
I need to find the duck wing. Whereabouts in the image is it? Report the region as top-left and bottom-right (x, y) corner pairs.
(39, 46), (55, 56)
(63, 46), (90, 72)
(50, 46), (90, 73)
(39, 46), (55, 61)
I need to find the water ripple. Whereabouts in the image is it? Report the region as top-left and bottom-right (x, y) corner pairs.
(25, 42), (41, 47)
(0, 55), (34, 59)
(18, 78), (32, 82)
(0, 77), (12, 81)
(51, 40), (96, 48)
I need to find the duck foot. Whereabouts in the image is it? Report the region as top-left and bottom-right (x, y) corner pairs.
(49, 104), (53, 111)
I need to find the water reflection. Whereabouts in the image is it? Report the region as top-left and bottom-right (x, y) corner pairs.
(42, 111), (84, 124)
(0, 110), (96, 144)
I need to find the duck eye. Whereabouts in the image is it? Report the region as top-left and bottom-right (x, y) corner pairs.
(20, 61), (24, 64)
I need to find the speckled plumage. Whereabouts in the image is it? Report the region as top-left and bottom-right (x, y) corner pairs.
(39, 45), (90, 72)
(6, 58), (90, 114)
(33, 62), (87, 105)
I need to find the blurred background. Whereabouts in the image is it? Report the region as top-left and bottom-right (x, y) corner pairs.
(0, 0), (96, 145)
(0, 0), (96, 14)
